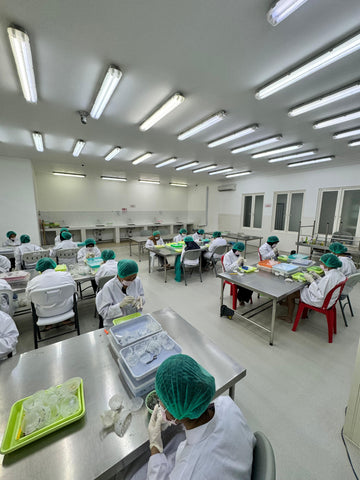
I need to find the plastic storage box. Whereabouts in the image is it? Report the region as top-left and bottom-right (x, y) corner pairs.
(239, 266), (257, 273)
(117, 357), (156, 397)
(272, 263), (300, 276)
(288, 253), (309, 260)
(290, 258), (314, 267)
(55, 264), (68, 272)
(86, 257), (103, 269)
(257, 260), (280, 272)
(109, 314), (162, 348)
(0, 271), (30, 287)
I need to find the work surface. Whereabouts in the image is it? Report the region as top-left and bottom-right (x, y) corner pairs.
(0, 307), (246, 480)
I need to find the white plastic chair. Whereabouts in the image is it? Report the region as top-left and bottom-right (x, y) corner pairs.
(210, 245), (227, 277)
(95, 275), (115, 327)
(56, 248), (79, 266)
(180, 250), (202, 286)
(251, 431), (276, 480)
(22, 250), (50, 270)
(0, 289), (15, 316)
(339, 272), (360, 326)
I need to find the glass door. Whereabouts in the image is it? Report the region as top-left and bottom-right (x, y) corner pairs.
(340, 189), (360, 237)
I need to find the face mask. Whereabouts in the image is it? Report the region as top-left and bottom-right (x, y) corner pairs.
(234, 251), (240, 257)
(159, 404), (177, 426)
(272, 243), (278, 249)
(154, 236), (160, 241)
(320, 264), (328, 271)
(86, 247), (94, 251)
(121, 279), (133, 286)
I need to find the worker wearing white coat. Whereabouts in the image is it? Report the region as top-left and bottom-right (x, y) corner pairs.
(203, 231), (227, 261)
(180, 236), (201, 266)
(0, 255), (11, 273)
(54, 228), (70, 245)
(259, 236), (279, 260)
(173, 228), (187, 243)
(329, 242), (357, 277)
(192, 228), (205, 242)
(3, 230), (21, 247)
(26, 258), (76, 317)
(145, 231), (167, 268)
(0, 311), (19, 360)
(0, 279), (14, 314)
(96, 259), (145, 327)
(95, 249), (117, 285)
(222, 242), (252, 304)
(123, 354), (255, 480)
(77, 238), (101, 263)
(14, 234), (42, 270)
(50, 231), (78, 261)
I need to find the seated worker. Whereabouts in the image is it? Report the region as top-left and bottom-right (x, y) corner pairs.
(95, 249), (118, 285)
(280, 253), (346, 323)
(192, 228), (205, 242)
(0, 255), (11, 273)
(50, 231), (78, 260)
(125, 354), (255, 479)
(329, 242), (357, 277)
(223, 242), (253, 305)
(77, 238), (101, 263)
(203, 231), (227, 262)
(54, 228), (70, 245)
(180, 236), (201, 266)
(145, 231), (168, 268)
(26, 258), (76, 318)
(0, 278), (15, 315)
(259, 236), (279, 260)
(96, 259), (145, 328)
(0, 311), (19, 360)
(14, 234), (42, 270)
(173, 228), (187, 243)
(3, 230), (20, 247)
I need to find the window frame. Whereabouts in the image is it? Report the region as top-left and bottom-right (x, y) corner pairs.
(242, 193), (264, 229)
(272, 190), (305, 233)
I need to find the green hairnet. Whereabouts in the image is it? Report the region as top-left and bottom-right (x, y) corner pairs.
(84, 238), (96, 246)
(212, 231), (221, 238)
(6, 231), (16, 238)
(197, 229), (205, 234)
(117, 259), (138, 278)
(233, 242), (245, 252)
(184, 236), (194, 243)
(320, 253), (343, 268)
(36, 257), (57, 272)
(101, 249), (116, 261)
(267, 236), (279, 243)
(20, 234), (30, 243)
(155, 354), (215, 420)
(179, 228), (187, 234)
(60, 228), (69, 233)
(61, 231), (72, 240)
(153, 230), (161, 237)
(329, 242), (347, 255)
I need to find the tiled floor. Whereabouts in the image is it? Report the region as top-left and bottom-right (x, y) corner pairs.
(12, 242), (360, 479)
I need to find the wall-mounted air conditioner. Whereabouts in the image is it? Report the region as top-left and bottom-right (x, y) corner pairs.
(217, 183), (236, 192)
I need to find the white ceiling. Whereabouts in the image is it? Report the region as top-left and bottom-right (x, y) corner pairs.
(0, 0), (359, 184)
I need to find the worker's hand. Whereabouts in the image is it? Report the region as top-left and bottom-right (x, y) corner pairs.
(273, 247), (279, 256)
(311, 272), (321, 280)
(303, 272), (314, 283)
(236, 256), (244, 265)
(148, 404), (163, 453)
(134, 297), (143, 310)
(119, 296), (136, 308)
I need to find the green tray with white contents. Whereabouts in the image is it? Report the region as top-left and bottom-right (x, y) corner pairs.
(0, 378), (85, 455)
(238, 265), (257, 273)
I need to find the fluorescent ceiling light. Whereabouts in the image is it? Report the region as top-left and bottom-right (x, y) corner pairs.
(53, 172), (85, 178)
(256, 30), (360, 99)
(267, 0), (309, 26)
(90, 65), (122, 119)
(333, 127), (360, 139)
(101, 176), (127, 181)
(72, 140), (86, 157)
(225, 171), (252, 178)
(105, 146), (121, 161)
(156, 157), (177, 168)
(268, 149), (317, 163)
(288, 83), (360, 117)
(231, 135), (282, 154)
(132, 152), (153, 165)
(208, 124), (259, 148)
(192, 164), (217, 173)
(139, 179), (160, 184)
(288, 156), (334, 167)
(175, 161), (199, 171)
(349, 139), (360, 147)
(313, 110), (360, 129)
(209, 168), (234, 175)
(169, 182), (188, 187)
(139, 93), (185, 131)
(252, 143), (303, 159)
(178, 111), (226, 141)
(7, 26), (37, 103)
(32, 131), (44, 152)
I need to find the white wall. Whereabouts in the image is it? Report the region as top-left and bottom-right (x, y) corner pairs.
(0, 157), (40, 245)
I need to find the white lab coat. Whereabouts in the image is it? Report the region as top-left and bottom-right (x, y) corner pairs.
(204, 237), (227, 260)
(50, 239), (79, 265)
(0, 311), (19, 360)
(146, 396), (255, 480)
(77, 246), (101, 263)
(54, 234), (61, 245)
(338, 256), (356, 277)
(173, 234), (186, 243)
(26, 269), (76, 317)
(96, 276), (145, 327)
(300, 268), (346, 308)
(3, 237), (20, 247)
(0, 255), (11, 273)
(259, 243), (276, 260)
(223, 249), (241, 272)
(14, 243), (42, 270)
(145, 238), (165, 257)
(0, 279), (13, 314)
(192, 233), (204, 242)
(180, 246), (200, 266)
(95, 259), (118, 285)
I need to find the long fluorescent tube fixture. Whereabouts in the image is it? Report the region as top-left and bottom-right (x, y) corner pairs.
(209, 168), (234, 176)
(101, 176), (127, 181)
(105, 146), (121, 161)
(178, 111), (226, 141)
(132, 152), (153, 165)
(268, 149), (317, 163)
(139, 179), (160, 184)
(288, 156), (334, 168)
(289, 83), (360, 117)
(252, 143), (303, 159)
(72, 140), (85, 157)
(256, 30), (360, 99)
(208, 124), (259, 148)
(225, 171), (252, 178)
(313, 110), (360, 129)
(53, 172), (86, 178)
(333, 127), (360, 139)
(267, 0), (309, 26)
(169, 182), (188, 187)
(32, 131), (44, 152)
(139, 93), (185, 131)
(175, 161), (199, 171)
(349, 139), (360, 147)
(192, 164), (217, 173)
(7, 26), (37, 103)
(90, 65), (122, 119)
(156, 157), (177, 168)
(231, 135), (282, 154)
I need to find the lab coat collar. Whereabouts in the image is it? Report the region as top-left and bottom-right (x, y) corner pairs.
(184, 408), (217, 445)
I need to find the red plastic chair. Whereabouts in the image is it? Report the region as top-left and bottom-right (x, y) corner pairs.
(292, 279), (347, 343)
(221, 255), (238, 309)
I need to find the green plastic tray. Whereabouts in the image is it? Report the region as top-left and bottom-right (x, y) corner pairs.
(112, 312), (142, 325)
(307, 266), (324, 275)
(0, 380), (85, 455)
(277, 255), (288, 262)
(239, 266), (257, 273)
(292, 272), (307, 282)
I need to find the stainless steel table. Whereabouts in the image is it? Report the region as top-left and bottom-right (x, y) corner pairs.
(219, 271), (305, 345)
(129, 235), (173, 262)
(222, 233), (263, 257)
(0, 247), (15, 259)
(0, 307), (246, 480)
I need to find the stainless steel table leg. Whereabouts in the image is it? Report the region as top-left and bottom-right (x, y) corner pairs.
(229, 385), (235, 400)
(164, 256), (167, 283)
(138, 242), (141, 262)
(129, 239), (132, 256)
(270, 298), (276, 345)
(220, 278), (224, 310)
(148, 250), (151, 273)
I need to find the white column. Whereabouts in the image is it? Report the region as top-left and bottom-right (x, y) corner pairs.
(344, 338), (360, 447)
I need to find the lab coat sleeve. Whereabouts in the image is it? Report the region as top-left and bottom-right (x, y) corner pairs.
(159, 238), (165, 245)
(14, 247), (22, 270)
(300, 278), (327, 305)
(147, 453), (172, 480)
(223, 255), (238, 272)
(0, 313), (19, 357)
(138, 279), (145, 308)
(145, 239), (153, 249)
(95, 288), (123, 321)
(77, 248), (85, 262)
